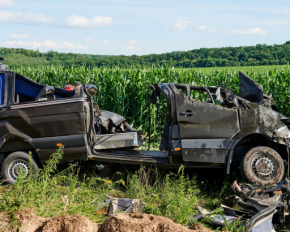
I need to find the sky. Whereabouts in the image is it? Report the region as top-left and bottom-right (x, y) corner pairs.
(0, 0), (289, 55)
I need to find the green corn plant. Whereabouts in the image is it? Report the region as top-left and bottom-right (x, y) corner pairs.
(12, 65), (290, 144)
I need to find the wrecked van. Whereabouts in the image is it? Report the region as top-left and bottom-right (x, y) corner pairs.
(0, 58), (289, 185)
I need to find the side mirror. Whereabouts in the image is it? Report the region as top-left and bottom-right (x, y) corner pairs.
(85, 84), (98, 96)
(35, 86), (55, 101)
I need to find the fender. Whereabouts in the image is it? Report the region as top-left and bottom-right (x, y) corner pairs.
(0, 132), (33, 149)
(226, 127), (285, 174)
(0, 120), (34, 149)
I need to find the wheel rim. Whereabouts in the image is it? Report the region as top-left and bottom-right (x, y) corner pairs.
(251, 154), (277, 181)
(7, 159), (30, 181)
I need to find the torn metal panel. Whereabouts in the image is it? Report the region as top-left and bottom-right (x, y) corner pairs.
(239, 71), (264, 104)
(94, 132), (141, 150)
(245, 206), (276, 232)
(99, 110), (126, 127)
(193, 206), (236, 229)
(239, 102), (290, 138)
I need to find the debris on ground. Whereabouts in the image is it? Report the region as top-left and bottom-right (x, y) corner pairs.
(192, 178), (290, 232)
(192, 206), (236, 228)
(94, 194), (145, 214)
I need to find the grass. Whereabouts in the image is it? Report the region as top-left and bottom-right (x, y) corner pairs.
(0, 147), (245, 231)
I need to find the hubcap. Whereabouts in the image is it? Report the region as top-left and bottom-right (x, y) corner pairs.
(8, 159), (30, 181)
(251, 155), (276, 180)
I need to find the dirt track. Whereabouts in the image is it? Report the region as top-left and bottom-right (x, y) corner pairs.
(0, 208), (215, 232)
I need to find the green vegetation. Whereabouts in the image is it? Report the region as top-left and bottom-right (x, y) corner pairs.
(2, 64), (289, 230)
(2, 41), (290, 68)
(0, 147), (244, 231)
(13, 64), (290, 146)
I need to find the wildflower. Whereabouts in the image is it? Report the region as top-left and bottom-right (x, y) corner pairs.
(105, 179), (112, 185)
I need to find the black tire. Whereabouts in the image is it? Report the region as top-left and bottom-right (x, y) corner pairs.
(1, 151), (39, 185)
(240, 146), (284, 185)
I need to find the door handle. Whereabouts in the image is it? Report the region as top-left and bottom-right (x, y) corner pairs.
(180, 111), (195, 116)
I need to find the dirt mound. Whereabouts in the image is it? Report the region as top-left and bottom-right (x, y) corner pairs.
(0, 208), (99, 232)
(0, 211), (10, 230)
(39, 214), (99, 232)
(99, 213), (212, 232)
(0, 209), (214, 232)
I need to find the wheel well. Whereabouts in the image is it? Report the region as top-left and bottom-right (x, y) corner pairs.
(0, 139), (40, 164)
(231, 134), (288, 165)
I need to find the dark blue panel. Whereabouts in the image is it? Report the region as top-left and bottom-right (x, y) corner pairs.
(0, 74), (5, 105)
(15, 73), (74, 99)
(15, 78), (63, 99)
(15, 78), (41, 99)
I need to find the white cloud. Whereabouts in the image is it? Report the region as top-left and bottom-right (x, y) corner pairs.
(197, 26), (207, 31)
(9, 31), (28, 39)
(64, 15), (113, 28)
(166, 18), (189, 30)
(208, 28), (217, 33)
(53, 30), (66, 35)
(103, 40), (108, 44)
(128, 39), (137, 45)
(0, 0), (15, 7)
(285, 11), (290, 15)
(3, 40), (88, 50)
(0, 10), (55, 24)
(231, 27), (266, 35)
(122, 46), (140, 50)
(85, 38), (93, 43)
(225, 31), (231, 34)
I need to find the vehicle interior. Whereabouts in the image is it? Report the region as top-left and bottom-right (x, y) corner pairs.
(13, 73), (74, 104)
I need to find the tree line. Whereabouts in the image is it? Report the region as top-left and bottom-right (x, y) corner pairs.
(1, 41), (290, 68)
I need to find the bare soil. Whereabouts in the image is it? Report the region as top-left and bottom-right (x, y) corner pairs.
(0, 208), (99, 232)
(0, 208), (215, 232)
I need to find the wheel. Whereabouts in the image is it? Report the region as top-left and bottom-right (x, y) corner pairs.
(240, 146), (284, 185)
(1, 151), (39, 184)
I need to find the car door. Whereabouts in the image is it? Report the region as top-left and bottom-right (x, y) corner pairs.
(171, 84), (240, 163)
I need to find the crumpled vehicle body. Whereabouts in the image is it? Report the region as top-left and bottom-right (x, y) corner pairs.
(230, 179), (290, 231)
(0, 59), (289, 185)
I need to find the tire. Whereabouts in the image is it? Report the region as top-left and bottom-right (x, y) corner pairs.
(1, 151), (39, 185)
(240, 146), (284, 185)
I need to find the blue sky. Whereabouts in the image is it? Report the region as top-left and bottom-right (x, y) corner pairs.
(0, 0), (289, 55)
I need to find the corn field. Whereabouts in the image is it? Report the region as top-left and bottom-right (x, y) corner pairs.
(13, 65), (290, 145)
